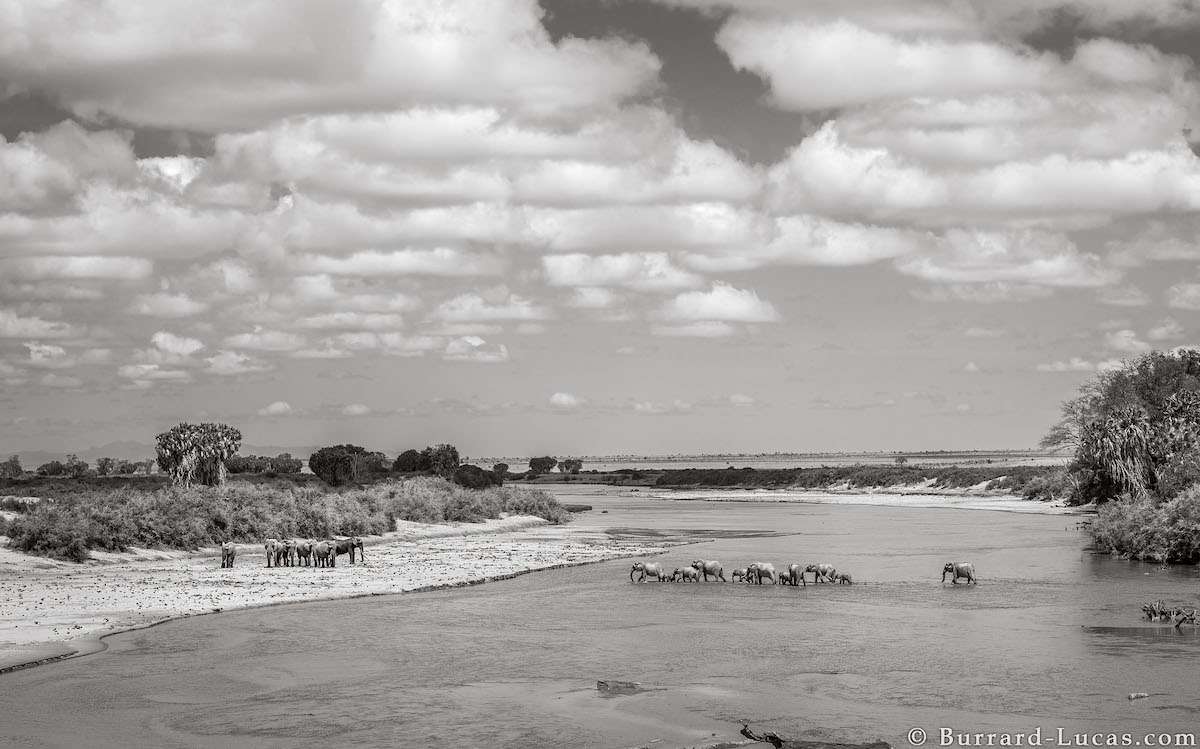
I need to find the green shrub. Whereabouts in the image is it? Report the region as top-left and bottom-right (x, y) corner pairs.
(1091, 487), (1200, 564)
(393, 449), (426, 473)
(309, 444), (386, 486)
(529, 456), (557, 475)
(453, 464), (500, 489)
(422, 444), (460, 477)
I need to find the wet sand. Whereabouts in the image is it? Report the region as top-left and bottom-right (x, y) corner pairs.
(0, 515), (669, 672)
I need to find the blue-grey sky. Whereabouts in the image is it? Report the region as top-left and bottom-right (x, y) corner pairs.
(3, 0), (1200, 456)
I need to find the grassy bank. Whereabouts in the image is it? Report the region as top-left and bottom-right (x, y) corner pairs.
(1089, 487), (1200, 564)
(4, 477), (570, 562)
(516, 464), (1070, 499)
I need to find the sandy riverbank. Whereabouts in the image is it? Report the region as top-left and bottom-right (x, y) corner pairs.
(0, 516), (668, 673)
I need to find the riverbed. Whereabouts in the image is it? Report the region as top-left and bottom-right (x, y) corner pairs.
(2, 490), (1197, 749)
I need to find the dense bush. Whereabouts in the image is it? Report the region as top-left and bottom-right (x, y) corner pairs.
(309, 444), (387, 486)
(493, 463), (509, 479)
(452, 464), (501, 489)
(0, 455), (23, 478)
(4, 477), (570, 561)
(393, 449), (426, 473)
(37, 460), (66, 476)
(422, 444), (460, 477)
(227, 453), (303, 474)
(1090, 487), (1200, 564)
(529, 456), (557, 474)
(560, 458), (583, 474)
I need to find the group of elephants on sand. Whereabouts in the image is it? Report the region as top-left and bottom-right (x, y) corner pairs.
(630, 559), (979, 586)
(218, 537), (366, 568)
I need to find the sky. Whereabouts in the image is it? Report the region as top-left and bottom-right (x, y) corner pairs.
(3, 0), (1200, 458)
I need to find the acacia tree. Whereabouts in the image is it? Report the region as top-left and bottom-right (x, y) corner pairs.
(422, 444), (460, 477)
(528, 456), (557, 475)
(156, 422), (242, 488)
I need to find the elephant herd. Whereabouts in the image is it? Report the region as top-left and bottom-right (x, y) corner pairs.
(217, 537), (366, 568)
(630, 559), (979, 586)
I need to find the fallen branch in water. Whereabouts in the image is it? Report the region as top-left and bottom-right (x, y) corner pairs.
(739, 724), (891, 749)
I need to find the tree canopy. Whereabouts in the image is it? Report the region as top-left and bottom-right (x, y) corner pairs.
(156, 422), (242, 488)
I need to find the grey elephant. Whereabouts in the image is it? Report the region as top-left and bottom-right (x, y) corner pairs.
(333, 537), (365, 565)
(220, 542), (237, 568)
(690, 559), (726, 582)
(778, 564), (806, 586)
(313, 540), (337, 568)
(747, 562), (776, 585)
(276, 539), (296, 567)
(834, 572), (853, 584)
(264, 538), (281, 568)
(294, 539), (313, 566)
(942, 561), (976, 585)
(806, 563), (837, 583)
(730, 568), (748, 583)
(673, 567), (700, 582)
(631, 561), (666, 582)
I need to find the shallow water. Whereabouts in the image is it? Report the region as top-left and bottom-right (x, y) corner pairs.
(3, 493), (1199, 749)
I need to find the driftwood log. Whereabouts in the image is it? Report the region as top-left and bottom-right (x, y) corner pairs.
(1141, 601), (1199, 627)
(740, 724), (891, 749)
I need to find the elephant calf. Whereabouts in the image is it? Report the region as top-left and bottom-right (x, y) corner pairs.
(220, 542), (236, 568)
(730, 568), (748, 583)
(834, 572), (853, 585)
(942, 561), (976, 585)
(672, 567), (700, 582)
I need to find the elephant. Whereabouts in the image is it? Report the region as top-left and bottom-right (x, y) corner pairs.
(294, 540), (313, 567)
(942, 561), (976, 585)
(333, 537), (365, 565)
(730, 568), (749, 583)
(264, 538), (281, 568)
(313, 541), (337, 568)
(778, 564), (806, 586)
(220, 542), (236, 568)
(806, 563), (837, 584)
(275, 539), (296, 567)
(673, 567), (700, 582)
(690, 559), (726, 582)
(630, 561), (666, 582)
(834, 572), (853, 585)
(747, 562), (776, 585)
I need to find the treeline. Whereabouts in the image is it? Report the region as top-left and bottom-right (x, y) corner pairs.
(0, 454), (157, 479)
(654, 464), (1066, 496)
(5, 478), (571, 562)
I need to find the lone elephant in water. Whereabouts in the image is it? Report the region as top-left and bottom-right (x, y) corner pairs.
(834, 572), (853, 585)
(220, 542), (236, 568)
(630, 561), (666, 582)
(806, 563), (837, 584)
(294, 540), (313, 567)
(943, 561), (976, 585)
(690, 560), (726, 582)
(333, 537), (365, 565)
(747, 562), (776, 585)
(313, 541), (337, 568)
(778, 564), (806, 586)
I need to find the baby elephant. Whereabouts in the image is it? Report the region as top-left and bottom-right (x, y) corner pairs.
(942, 561), (976, 585)
(833, 572), (853, 585)
(730, 568), (749, 583)
(220, 542), (237, 568)
(673, 567), (700, 582)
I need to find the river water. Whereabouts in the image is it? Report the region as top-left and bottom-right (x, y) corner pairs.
(3, 491), (1199, 749)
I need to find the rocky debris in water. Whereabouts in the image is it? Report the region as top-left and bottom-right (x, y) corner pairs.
(597, 679), (646, 696)
(1128, 693), (1150, 701)
(739, 724), (891, 749)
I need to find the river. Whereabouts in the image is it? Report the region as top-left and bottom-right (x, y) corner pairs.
(2, 490), (1198, 749)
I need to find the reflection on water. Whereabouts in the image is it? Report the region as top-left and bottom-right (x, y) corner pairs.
(2, 493), (1198, 749)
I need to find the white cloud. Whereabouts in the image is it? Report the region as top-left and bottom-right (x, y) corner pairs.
(659, 282), (779, 323)
(913, 282), (1054, 304)
(224, 329), (306, 352)
(1097, 285), (1151, 307)
(129, 292), (208, 318)
(118, 363), (190, 382)
(0, 309), (77, 338)
(1105, 329), (1151, 354)
(434, 291), (549, 322)
(1036, 357), (1096, 373)
(151, 331), (205, 357)
(205, 350), (272, 376)
(543, 252), (702, 290)
(895, 229), (1116, 288)
(1148, 318), (1185, 342)
(964, 327), (1004, 338)
(632, 399), (693, 414)
(296, 313), (405, 331)
(549, 392), (582, 409)
(729, 393), (756, 407)
(23, 342), (74, 370)
(651, 321), (736, 338)
(567, 287), (619, 309)
(293, 249), (503, 277)
(39, 373), (82, 389)
(0, 256), (153, 281)
(342, 403), (372, 417)
(442, 336), (509, 363)
(1167, 283), (1200, 310)
(963, 361), (980, 373)
(257, 400), (293, 417)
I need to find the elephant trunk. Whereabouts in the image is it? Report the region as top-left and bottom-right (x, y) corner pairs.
(630, 567), (638, 582)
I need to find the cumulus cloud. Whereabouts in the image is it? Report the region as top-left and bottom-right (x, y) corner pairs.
(1097, 285), (1151, 307)
(39, 373), (83, 389)
(659, 282), (779, 323)
(151, 331), (205, 357)
(1167, 283), (1200, 310)
(566, 287), (619, 309)
(549, 392), (582, 409)
(129, 292), (209, 318)
(0, 309), (77, 338)
(651, 321), (736, 338)
(542, 253), (702, 291)
(1148, 318), (1185, 342)
(0, 256), (153, 281)
(341, 403), (372, 417)
(257, 400), (293, 417)
(224, 329), (306, 352)
(1105, 329), (1151, 354)
(729, 393), (756, 407)
(205, 350), (272, 376)
(1036, 357), (1096, 373)
(442, 336), (509, 363)
(434, 291), (549, 323)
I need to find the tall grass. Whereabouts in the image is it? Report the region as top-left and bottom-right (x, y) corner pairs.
(1090, 486), (1200, 564)
(5, 477), (569, 562)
